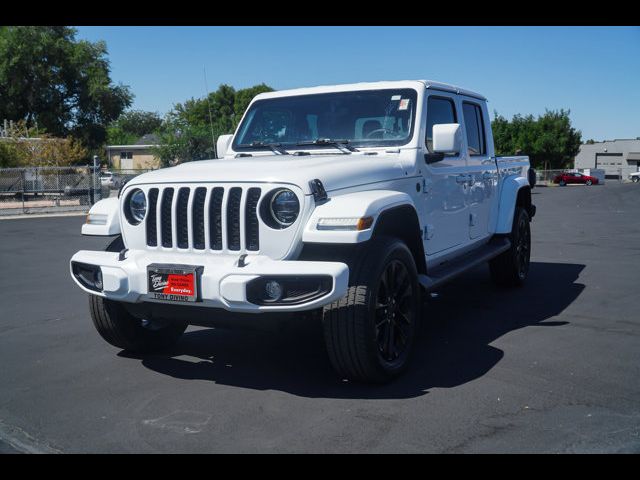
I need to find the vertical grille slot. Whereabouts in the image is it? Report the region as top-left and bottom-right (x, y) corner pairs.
(192, 187), (207, 250)
(209, 187), (224, 250)
(160, 188), (174, 248)
(146, 188), (159, 246)
(227, 187), (242, 251)
(176, 187), (190, 249)
(245, 188), (261, 251)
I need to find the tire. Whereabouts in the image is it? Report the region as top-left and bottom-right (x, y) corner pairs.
(106, 235), (124, 252)
(490, 207), (531, 287)
(89, 295), (187, 353)
(88, 234), (186, 352)
(633, 177), (639, 183)
(586, 180), (592, 186)
(559, 180), (566, 186)
(322, 236), (420, 383)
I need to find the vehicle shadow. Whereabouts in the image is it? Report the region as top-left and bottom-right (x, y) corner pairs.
(123, 261), (585, 399)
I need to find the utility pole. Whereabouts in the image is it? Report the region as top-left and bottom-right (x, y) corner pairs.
(93, 155), (99, 203)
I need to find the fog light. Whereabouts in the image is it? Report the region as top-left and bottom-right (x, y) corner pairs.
(94, 268), (103, 290)
(265, 280), (282, 301)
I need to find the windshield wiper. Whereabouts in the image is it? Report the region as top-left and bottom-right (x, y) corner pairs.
(296, 138), (358, 154)
(238, 141), (289, 155)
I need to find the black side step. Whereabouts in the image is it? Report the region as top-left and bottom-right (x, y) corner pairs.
(418, 237), (511, 292)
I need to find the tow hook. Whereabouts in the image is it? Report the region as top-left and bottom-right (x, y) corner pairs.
(237, 254), (248, 268)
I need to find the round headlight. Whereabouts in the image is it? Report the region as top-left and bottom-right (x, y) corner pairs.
(269, 189), (300, 227)
(126, 189), (146, 225)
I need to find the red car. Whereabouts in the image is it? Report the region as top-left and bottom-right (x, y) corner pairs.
(553, 172), (599, 186)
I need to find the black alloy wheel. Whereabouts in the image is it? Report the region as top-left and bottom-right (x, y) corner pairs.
(374, 259), (414, 363)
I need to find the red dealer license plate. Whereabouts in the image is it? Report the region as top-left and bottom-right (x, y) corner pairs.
(147, 265), (199, 303)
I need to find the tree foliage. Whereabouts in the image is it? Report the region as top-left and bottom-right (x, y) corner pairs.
(491, 109), (582, 169)
(106, 110), (163, 146)
(0, 121), (88, 167)
(0, 26), (133, 153)
(153, 83), (273, 166)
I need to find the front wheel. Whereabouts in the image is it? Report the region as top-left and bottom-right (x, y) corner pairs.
(585, 180), (592, 186)
(633, 177), (639, 183)
(89, 295), (187, 353)
(559, 180), (566, 186)
(90, 234), (187, 352)
(490, 207), (531, 287)
(322, 237), (420, 383)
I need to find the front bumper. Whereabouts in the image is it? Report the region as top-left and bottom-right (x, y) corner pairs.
(69, 249), (349, 313)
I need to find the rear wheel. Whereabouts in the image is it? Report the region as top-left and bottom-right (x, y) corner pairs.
(633, 176), (639, 183)
(586, 179), (592, 186)
(559, 180), (566, 186)
(322, 236), (420, 383)
(490, 207), (531, 287)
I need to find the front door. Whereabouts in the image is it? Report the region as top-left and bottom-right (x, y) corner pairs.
(120, 151), (133, 170)
(421, 94), (469, 255)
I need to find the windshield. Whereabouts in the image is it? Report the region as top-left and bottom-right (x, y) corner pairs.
(232, 88), (418, 152)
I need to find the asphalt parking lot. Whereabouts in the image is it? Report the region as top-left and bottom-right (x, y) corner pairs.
(1, 182), (639, 453)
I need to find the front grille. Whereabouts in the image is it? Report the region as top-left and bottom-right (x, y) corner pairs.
(146, 188), (159, 247)
(176, 187), (190, 249)
(146, 185), (262, 252)
(209, 187), (224, 250)
(245, 188), (261, 251)
(160, 188), (174, 248)
(226, 187), (242, 251)
(192, 187), (207, 250)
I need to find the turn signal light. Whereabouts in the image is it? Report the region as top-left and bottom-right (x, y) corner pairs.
(316, 216), (374, 231)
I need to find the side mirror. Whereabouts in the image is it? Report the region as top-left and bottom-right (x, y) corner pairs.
(216, 134), (233, 159)
(432, 123), (462, 154)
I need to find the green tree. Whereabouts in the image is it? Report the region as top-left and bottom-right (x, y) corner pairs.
(153, 83), (274, 166)
(233, 83), (273, 129)
(106, 110), (163, 145)
(491, 109), (581, 169)
(0, 26), (133, 152)
(0, 120), (87, 166)
(0, 141), (18, 167)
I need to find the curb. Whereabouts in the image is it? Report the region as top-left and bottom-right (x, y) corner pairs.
(0, 211), (87, 221)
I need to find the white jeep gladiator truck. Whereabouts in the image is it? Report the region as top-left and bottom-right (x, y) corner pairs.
(71, 80), (535, 383)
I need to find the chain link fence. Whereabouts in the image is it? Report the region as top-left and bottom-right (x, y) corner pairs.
(535, 169), (566, 186)
(0, 166), (154, 216)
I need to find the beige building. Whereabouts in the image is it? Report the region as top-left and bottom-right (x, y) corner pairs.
(106, 134), (162, 170)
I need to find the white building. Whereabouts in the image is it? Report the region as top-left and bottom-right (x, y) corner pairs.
(574, 139), (640, 179)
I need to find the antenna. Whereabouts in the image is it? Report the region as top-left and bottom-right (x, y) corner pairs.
(203, 65), (217, 159)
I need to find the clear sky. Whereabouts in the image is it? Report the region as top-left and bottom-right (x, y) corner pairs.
(76, 26), (640, 142)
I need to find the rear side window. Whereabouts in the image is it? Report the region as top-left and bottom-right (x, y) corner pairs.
(426, 96), (457, 153)
(462, 102), (486, 155)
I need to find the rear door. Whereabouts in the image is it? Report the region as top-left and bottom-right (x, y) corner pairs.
(421, 93), (469, 255)
(461, 99), (496, 240)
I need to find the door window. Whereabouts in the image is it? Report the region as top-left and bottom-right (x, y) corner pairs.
(425, 96), (457, 153)
(462, 102), (486, 156)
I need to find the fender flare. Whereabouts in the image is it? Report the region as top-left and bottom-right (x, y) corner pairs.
(495, 176), (531, 234)
(81, 197), (121, 236)
(302, 190), (415, 244)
